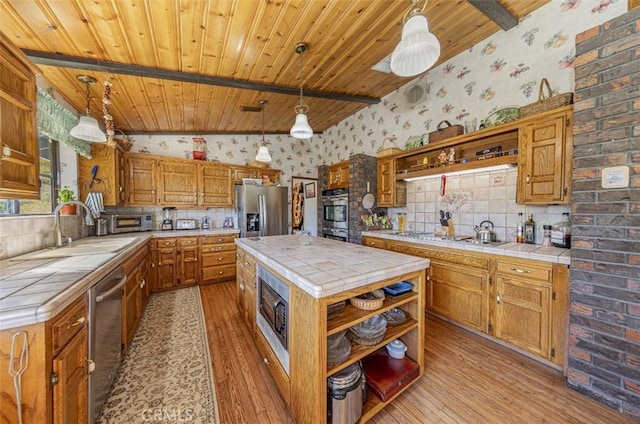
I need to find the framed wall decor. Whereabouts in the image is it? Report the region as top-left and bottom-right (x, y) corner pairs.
(305, 182), (316, 199)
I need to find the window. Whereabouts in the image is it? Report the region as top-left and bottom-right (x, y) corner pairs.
(0, 134), (60, 214)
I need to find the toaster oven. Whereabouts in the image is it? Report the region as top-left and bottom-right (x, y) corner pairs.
(106, 214), (154, 234)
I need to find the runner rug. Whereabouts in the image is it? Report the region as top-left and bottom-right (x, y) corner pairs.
(98, 287), (219, 423)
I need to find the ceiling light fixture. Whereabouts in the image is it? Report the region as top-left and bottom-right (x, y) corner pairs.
(290, 42), (313, 139)
(255, 100), (272, 163)
(70, 75), (107, 142)
(390, 0), (440, 77)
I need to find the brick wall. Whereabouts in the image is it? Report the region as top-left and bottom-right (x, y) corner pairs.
(570, 8), (640, 420)
(347, 154), (378, 245)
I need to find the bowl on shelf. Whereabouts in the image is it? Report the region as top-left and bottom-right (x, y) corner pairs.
(347, 314), (387, 345)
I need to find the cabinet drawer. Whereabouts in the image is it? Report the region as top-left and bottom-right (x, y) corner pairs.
(178, 237), (199, 247)
(201, 242), (235, 254)
(201, 234), (237, 245)
(495, 259), (552, 283)
(202, 264), (236, 282)
(51, 296), (87, 356)
(155, 238), (177, 248)
(201, 251), (236, 267)
(363, 237), (386, 249)
(256, 330), (291, 405)
(240, 254), (257, 275)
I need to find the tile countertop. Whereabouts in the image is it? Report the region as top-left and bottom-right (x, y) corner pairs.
(361, 231), (571, 266)
(235, 235), (430, 299)
(0, 229), (240, 331)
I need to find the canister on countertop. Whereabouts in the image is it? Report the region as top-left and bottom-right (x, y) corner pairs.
(551, 212), (571, 248)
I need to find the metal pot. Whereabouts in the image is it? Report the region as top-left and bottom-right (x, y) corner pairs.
(475, 220), (496, 243)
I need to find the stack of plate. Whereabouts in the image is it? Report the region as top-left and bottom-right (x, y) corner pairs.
(347, 315), (387, 346)
(327, 330), (351, 366)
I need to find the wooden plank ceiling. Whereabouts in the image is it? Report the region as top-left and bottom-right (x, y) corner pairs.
(1, 0), (548, 135)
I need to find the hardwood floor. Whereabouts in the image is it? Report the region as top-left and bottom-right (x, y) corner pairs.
(200, 281), (634, 424)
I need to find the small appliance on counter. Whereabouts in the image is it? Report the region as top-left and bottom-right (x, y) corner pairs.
(176, 219), (198, 230)
(95, 218), (108, 236)
(161, 207), (176, 231)
(105, 214), (154, 234)
(201, 216), (211, 230)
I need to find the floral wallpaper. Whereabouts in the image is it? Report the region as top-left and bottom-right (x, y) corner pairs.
(126, 0), (625, 186)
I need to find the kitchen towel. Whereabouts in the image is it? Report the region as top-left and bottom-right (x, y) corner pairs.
(85, 192), (105, 218)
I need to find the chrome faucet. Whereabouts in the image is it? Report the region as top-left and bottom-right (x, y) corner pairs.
(53, 201), (94, 247)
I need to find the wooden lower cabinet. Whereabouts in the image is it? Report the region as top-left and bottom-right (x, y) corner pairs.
(236, 248), (257, 336)
(363, 236), (568, 369)
(122, 243), (151, 352)
(52, 326), (88, 424)
(152, 238), (178, 290)
(179, 237), (200, 285)
(201, 234), (237, 283)
(428, 261), (489, 332)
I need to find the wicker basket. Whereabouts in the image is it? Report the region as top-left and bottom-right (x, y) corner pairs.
(349, 290), (385, 310)
(519, 78), (573, 117)
(377, 137), (403, 157)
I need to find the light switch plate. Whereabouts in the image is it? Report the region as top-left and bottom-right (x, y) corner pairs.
(601, 166), (629, 189)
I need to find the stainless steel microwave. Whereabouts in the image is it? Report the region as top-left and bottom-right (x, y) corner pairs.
(106, 214), (154, 234)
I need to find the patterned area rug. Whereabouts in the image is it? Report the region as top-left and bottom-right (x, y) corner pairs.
(98, 287), (219, 423)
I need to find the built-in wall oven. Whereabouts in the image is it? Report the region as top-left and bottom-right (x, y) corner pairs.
(322, 188), (348, 242)
(257, 265), (290, 375)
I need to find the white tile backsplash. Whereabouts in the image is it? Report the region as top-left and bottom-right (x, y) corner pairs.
(403, 168), (570, 243)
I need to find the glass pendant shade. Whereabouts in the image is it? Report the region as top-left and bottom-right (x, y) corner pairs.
(290, 112), (313, 139)
(70, 115), (107, 142)
(255, 145), (272, 163)
(390, 13), (440, 77)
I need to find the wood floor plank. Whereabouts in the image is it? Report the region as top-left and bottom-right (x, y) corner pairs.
(200, 282), (635, 424)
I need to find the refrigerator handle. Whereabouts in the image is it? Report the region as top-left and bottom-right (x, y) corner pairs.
(258, 194), (266, 237)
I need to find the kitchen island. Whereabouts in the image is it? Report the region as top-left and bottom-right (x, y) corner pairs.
(235, 235), (429, 424)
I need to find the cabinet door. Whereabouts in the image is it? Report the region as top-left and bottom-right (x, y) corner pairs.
(518, 110), (572, 204)
(52, 328), (88, 424)
(179, 244), (200, 286)
(0, 37), (39, 200)
(199, 163), (233, 206)
(328, 161), (349, 189)
(155, 248), (177, 290)
(79, 144), (125, 206)
(127, 156), (157, 205)
(494, 275), (551, 358)
(158, 160), (198, 206)
(427, 261), (489, 332)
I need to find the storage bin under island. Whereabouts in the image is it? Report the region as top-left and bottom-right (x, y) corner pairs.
(235, 235), (430, 424)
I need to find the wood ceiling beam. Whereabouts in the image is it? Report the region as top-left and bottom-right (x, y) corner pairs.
(23, 49), (381, 105)
(467, 0), (518, 31)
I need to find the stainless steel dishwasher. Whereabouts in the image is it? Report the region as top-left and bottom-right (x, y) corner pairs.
(87, 266), (127, 424)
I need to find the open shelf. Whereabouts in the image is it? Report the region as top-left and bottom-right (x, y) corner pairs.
(326, 318), (417, 377)
(327, 291), (417, 336)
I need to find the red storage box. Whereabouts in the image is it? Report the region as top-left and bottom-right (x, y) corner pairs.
(362, 349), (420, 402)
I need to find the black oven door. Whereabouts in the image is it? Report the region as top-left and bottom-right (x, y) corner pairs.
(259, 279), (288, 349)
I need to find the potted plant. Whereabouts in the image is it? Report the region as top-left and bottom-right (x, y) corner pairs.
(58, 186), (77, 215)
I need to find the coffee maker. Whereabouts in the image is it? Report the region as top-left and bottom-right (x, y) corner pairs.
(161, 207), (176, 231)
(201, 216), (211, 230)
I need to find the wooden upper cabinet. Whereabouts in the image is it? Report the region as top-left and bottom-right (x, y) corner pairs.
(200, 163), (233, 207)
(517, 108), (573, 204)
(0, 33), (39, 200)
(127, 155), (158, 205)
(157, 159), (198, 206)
(328, 160), (349, 189)
(377, 156), (406, 207)
(232, 165), (281, 185)
(79, 144), (125, 206)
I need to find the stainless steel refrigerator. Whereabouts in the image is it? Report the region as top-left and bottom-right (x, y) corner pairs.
(235, 185), (289, 238)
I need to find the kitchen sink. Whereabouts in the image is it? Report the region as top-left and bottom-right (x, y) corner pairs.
(10, 237), (139, 260)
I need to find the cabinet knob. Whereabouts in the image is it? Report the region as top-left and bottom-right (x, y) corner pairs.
(240, 282), (245, 290)
(496, 293), (501, 304)
(87, 359), (96, 373)
(263, 357), (270, 365)
(66, 316), (86, 330)
(217, 257), (223, 261)
(510, 268), (530, 274)
(119, 186), (123, 192)
(526, 174), (530, 184)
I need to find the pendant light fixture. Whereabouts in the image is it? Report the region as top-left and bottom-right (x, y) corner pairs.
(390, 0), (440, 77)
(290, 42), (313, 139)
(255, 100), (272, 163)
(70, 75), (107, 142)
